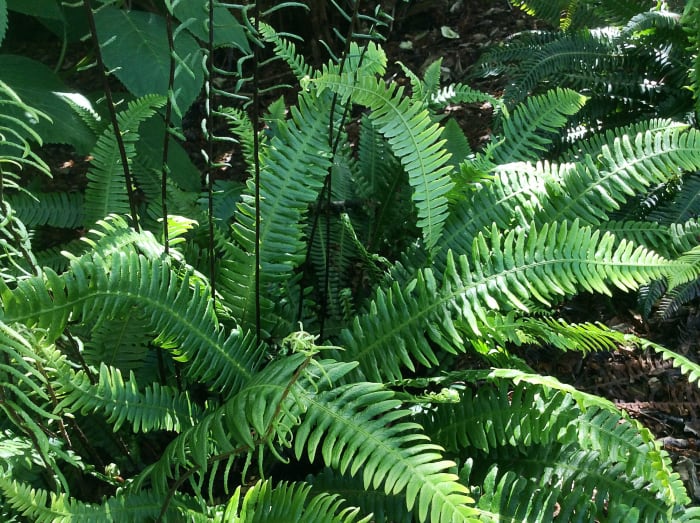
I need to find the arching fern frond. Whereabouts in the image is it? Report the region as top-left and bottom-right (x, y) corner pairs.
(220, 91), (333, 334)
(493, 87), (587, 164)
(653, 278), (700, 320)
(313, 73), (454, 252)
(81, 308), (152, 372)
(0, 247), (262, 395)
(258, 22), (313, 80)
(308, 468), (411, 523)
(647, 172), (700, 223)
(422, 379), (688, 520)
(0, 478), (170, 522)
(224, 479), (370, 523)
(340, 221), (677, 382)
(54, 362), (202, 433)
(0, 79), (51, 182)
(533, 125), (700, 225)
(295, 381), (479, 523)
(83, 94), (166, 225)
(5, 191), (83, 229)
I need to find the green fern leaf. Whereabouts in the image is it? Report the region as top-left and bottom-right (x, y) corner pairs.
(0, 478), (169, 522)
(0, 247), (262, 394)
(54, 363), (201, 433)
(6, 191), (83, 229)
(494, 87), (587, 164)
(309, 468), (412, 523)
(295, 381), (479, 523)
(83, 94), (166, 225)
(227, 479), (371, 522)
(220, 92), (332, 333)
(341, 221), (676, 381)
(313, 73), (454, 252)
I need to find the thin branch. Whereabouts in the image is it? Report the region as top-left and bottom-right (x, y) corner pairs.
(83, 0), (141, 231)
(253, 1), (262, 342)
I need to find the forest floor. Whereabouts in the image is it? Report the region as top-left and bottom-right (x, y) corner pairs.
(6, 0), (700, 502)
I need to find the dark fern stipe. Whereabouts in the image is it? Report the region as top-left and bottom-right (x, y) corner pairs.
(0, 0), (699, 521)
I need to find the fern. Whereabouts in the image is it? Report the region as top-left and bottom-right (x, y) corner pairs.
(0, 80), (51, 184)
(6, 191), (83, 229)
(493, 87), (587, 164)
(0, 245), (262, 394)
(54, 363), (202, 433)
(340, 221), (677, 382)
(294, 381), (479, 523)
(219, 91), (333, 334)
(224, 478), (370, 523)
(83, 95), (166, 226)
(3, 3), (700, 520)
(313, 73), (454, 252)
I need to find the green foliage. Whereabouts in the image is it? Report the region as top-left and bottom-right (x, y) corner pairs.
(94, 7), (204, 121)
(0, 55), (96, 153)
(1, 1), (700, 522)
(475, 1), (700, 320)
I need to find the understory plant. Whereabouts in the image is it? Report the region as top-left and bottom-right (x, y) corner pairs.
(1, 0), (700, 521)
(475, 0), (700, 321)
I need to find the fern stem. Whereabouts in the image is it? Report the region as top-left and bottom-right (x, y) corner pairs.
(82, 0), (141, 232)
(206, 0), (217, 300)
(252, 1), (262, 342)
(161, 4), (177, 255)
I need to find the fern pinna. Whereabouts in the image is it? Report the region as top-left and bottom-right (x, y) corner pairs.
(1, 0), (700, 522)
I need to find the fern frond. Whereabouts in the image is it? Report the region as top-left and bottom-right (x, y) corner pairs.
(83, 94), (166, 225)
(534, 125), (700, 225)
(487, 29), (624, 105)
(313, 73), (454, 252)
(295, 381), (479, 523)
(6, 191), (83, 229)
(220, 91), (333, 333)
(597, 220), (687, 258)
(420, 381), (579, 454)
(0, 201), (39, 282)
(226, 479), (370, 523)
(682, 0), (700, 117)
(259, 22), (313, 80)
(0, 247), (262, 394)
(309, 468), (412, 523)
(464, 463), (559, 523)
(639, 336), (700, 385)
(341, 221), (676, 381)
(430, 83), (502, 111)
(647, 172), (700, 223)
(424, 378), (688, 519)
(654, 278), (700, 319)
(493, 87), (587, 164)
(0, 80), (51, 179)
(668, 245), (700, 289)
(82, 308), (152, 371)
(0, 477), (169, 522)
(509, 0), (571, 28)
(54, 363), (201, 433)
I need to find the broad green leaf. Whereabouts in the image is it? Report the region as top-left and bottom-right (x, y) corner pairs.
(136, 117), (201, 192)
(94, 7), (204, 119)
(0, 55), (97, 152)
(173, 0), (250, 52)
(7, 0), (61, 19)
